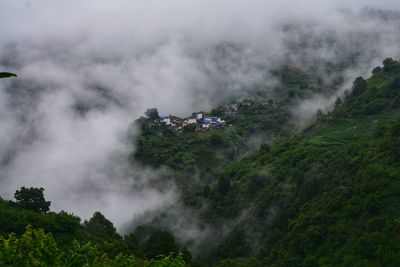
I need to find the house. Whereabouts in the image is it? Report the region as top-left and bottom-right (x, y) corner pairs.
(196, 112), (203, 120)
(211, 117), (219, 125)
(203, 118), (212, 124)
(188, 118), (197, 124)
(159, 115), (171, 125)
(191, 111), (204, 120)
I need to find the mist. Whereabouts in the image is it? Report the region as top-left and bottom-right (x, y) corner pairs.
(1, 0), (400, 230)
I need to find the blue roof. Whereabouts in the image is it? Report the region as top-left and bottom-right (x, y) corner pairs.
(159, 115), (168, 119)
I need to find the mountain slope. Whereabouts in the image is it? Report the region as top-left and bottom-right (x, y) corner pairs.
(1, 59), (400, 266)
(202, 58), (400, 266)
(130, 59), (400, 266)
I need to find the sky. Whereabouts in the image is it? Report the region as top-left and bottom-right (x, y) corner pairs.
(0, 0), (399, 231)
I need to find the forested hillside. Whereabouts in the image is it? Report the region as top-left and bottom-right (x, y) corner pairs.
(1, 58), (400, 266)
(131, 58), (400, 266)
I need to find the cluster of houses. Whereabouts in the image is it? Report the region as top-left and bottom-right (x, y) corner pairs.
(159, 111), (227, 132)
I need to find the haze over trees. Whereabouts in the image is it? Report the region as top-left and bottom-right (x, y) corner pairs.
(2, 0), (400, 229)
(1, 1), (400, 266)
(1, 58), (400, 266)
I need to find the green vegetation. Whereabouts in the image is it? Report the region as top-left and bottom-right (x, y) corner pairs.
(132, 59), (400, 266)
(2, 58), (400, 266)
(203, 115), (400, 265)
(132, 118), (241, 171)
(132, 99), (294, 208)
(14, 187), (51, 214)
(197, 58), (400, 265)
(0, 225), (187, 266)
(0, 189), (190, 266)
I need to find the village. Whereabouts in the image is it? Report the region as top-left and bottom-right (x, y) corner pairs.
(154, 99), (271, 133)
(158, 111), (227, 132)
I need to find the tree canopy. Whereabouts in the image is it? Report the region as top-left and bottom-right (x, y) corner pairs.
(144, 108), (160, 120)
(14, 187), (51, 214)
(84, 211), (121, 241)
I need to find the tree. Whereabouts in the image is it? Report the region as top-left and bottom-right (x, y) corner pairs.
(0, 225), (58, 266)
(0, 225), (187, 266)
(141, 230), (179, 259)
(259, 143), (270, 154)
(352, 77), (367, 97)
(211, 107), (225, 117)
(372, 66), (382, 74)
(210, 133), (224, 146)
(14, 187), (50, 214)
(334, 97), (342, 108)
(217, 176), (231, 196)
(316, 109), (325, 122)
(382, 58), (397, 72)
(84, 211), (121, 241)
(145, 108), (160, 120)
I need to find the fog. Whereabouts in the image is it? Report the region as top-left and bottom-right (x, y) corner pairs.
(0, 0), (399, 230)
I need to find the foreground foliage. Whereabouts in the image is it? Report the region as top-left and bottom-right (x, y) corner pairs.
(0, 225), (187, 267)
(0, 192), (191, 266)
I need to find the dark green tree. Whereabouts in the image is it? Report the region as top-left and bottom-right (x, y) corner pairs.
(352, 77), (367, 97)
(144, 108), (159, 120)
(141, 230), (179, 259)
(211, 107), (225, 117)
(372, 66), (382, 74)
(14, 187), (50, 214)
(210, 133), (224, 146)
(334, 97), (342, 108)
(259, 143), (270, 154)
(84, 211), (121, 241)
(217, 176), (231, 196)
(383, 57), (397, 72)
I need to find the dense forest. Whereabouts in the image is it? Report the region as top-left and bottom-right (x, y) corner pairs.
(1, 58), (400, 266)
